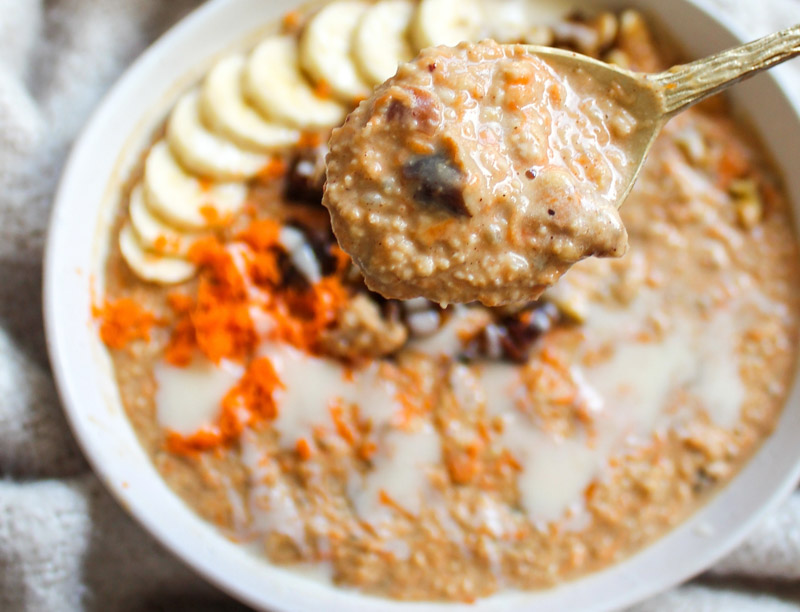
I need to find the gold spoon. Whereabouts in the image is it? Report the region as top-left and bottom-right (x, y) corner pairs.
(526, 24), (800, 208)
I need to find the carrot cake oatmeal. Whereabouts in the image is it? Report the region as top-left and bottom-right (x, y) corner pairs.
(325, 40), (637, 306)
(96, 0), (800, 602)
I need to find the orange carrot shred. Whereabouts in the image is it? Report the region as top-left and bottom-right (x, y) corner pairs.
(330, 401), (356, 445)
(313, 79), (332, 99)
(298, 132), (324, 148)
(199, 205), (220, 225)
(379, 489), (394, 506)
(167, 292), (194, 314)
(447, 452), (479, 484)
(296, 437), (313, 460)
(96, 298), (159, 349)
(166, 356), (283, 455)
(257, 158), (287, 181)
(358, 440), (377, 461)
(282, 10), (302, 30)
(236, 218), (281, 252)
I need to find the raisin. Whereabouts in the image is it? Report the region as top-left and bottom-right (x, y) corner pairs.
(286, 144), (329, 204)
(459, 302), (561, 363)
(402, 151), (469, 216)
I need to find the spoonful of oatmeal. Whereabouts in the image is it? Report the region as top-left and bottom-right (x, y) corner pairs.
(323, 27), (800, 306)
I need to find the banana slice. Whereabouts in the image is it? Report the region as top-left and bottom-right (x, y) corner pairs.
(412, 0), (484, 49)
(129, 183), (201, 257)
(167, 90), (269, 180)
(354, 0), (415, 86)
(201, 54), (300, 152)
(299, 1), (371, 101)
(119, 223), (197, 285)
(143, 141), (247, 230)
(244, 35), (346, 129)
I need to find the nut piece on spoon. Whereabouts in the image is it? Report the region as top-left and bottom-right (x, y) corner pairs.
(324, 28), (800, 306)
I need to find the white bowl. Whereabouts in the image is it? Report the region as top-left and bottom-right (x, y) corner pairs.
(44, 1), (800, 610)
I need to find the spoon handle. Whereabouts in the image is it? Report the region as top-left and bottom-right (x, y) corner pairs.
(651, 24), (800, 116)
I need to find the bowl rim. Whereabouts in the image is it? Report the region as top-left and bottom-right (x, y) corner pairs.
(43, 1), (800, 611)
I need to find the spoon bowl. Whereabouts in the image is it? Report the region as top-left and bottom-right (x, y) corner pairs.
(522, 45), (664, 208)
(526, 23), (800, 209)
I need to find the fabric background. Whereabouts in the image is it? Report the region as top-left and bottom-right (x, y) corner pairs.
(1, 1), (799, 610)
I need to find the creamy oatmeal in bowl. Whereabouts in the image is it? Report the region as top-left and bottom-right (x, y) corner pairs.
(45, 0), (800, 609)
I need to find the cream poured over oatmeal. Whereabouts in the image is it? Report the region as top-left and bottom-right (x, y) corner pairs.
(325, 39), (645, 306)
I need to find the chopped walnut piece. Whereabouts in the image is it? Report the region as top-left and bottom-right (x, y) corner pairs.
(320, 294), (408, 359)
(729, 178), (763, 230)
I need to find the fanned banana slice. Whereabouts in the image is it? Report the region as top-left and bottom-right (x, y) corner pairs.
(143, 141), (247, 230)
(244, 35), (346, 129)
(167, 90), (269, 180)
(354, 0), (415, 86)
(119, 224), (197, 285)
(201, 54), (300, 152)
(299, 1), (372, 101)
(129, 184), (201, 256)
(412, 0), (484, 49)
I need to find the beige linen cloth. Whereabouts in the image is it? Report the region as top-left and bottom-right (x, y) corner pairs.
(2, 0), (800, 610)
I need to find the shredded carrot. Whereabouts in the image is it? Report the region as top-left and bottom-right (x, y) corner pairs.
(200, 204), (233, 225)
(501, 449), (522, 472)
(95, 298), (159, 349)
(282, 9), (302, 30)
(257, 158), (287, 181)
(466, 439), (483, 458)
(313, 79), (332, 99)
(421, 218), (455, 245)
(298, 131), (324, 148)
(194, 279), (255, 363)
(329, 244), (351, 274)
(358, 440), (377, 461)
(342, 365), (356, 382)
(168, 236), (258, 364)
(547, 83), (563, 105)
(236, 218), (281, 252)
(378, 489), (414, 519)
(160, 216), (352, 451)
(166, 356), (283, 455)
(225, 357), (283, 421)
(236, 220), (283, 287)
(165, 429), (220, 456)
(477, 420), (491, 443)
(540, 346), (568, 370)
(167, 291), (193, 314)
(271, 276), (348, 352)
(329, 400), (356, 445)
(447, 451), (479, 484)
(164, 315), (196, 367)
(164, 288), (198, 367)
(296, 437), (313, 460)
(505, 73), (533, 86)
(393, 366), (433, 428)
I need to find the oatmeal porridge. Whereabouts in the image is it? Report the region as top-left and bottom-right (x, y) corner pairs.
(96, 0), (800, 603)
(325, 40), (642, 306)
